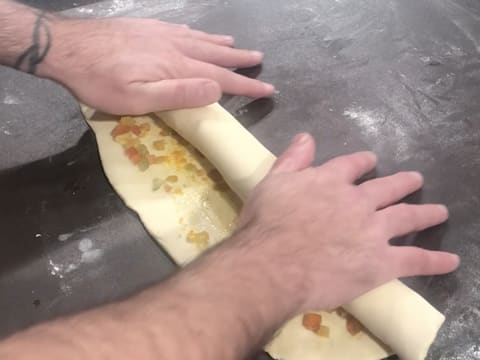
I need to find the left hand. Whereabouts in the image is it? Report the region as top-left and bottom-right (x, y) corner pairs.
(39, 17), (274, 114)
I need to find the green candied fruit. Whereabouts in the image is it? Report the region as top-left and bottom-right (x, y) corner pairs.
(138, 157), (149, 172)
(152, 177), (163, 191)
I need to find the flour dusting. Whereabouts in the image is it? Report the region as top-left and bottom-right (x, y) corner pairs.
(78, 238), (104, 263)
(58, 232), (73, 242)
(343, 108), (383, 137)
(2, 94), (21, 105)
(343, 106), (411, 162)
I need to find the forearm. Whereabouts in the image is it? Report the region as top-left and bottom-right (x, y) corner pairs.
(0, 229), (300, 360)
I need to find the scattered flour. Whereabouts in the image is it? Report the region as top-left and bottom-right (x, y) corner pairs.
(343, 108), (383, 137)
(343, 106), (411, 162)
(48, 238), (104, 291)
(58, 233), (73, 242)
(2, 94), (21, 105)
(78, 238), (104, 263)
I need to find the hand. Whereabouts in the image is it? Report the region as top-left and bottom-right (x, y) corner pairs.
(233, 133), (459, 312)
(39, 17), (274, 114)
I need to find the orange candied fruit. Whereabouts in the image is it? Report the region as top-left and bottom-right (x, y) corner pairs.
(130, 125), (141, 136)
(124, 146), (140, 164)
(302, 313), (322, 332)
(111, 124), (130, 138)
(346, 315), (363, 336)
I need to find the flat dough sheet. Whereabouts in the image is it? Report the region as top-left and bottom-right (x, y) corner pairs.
(84, 103), (444, 360)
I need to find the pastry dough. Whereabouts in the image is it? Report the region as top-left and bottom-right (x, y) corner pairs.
(159, 104), (276, 201)
(84, 103), (444, 360)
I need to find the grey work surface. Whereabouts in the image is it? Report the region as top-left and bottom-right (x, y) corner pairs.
(0, 0), (479, 359)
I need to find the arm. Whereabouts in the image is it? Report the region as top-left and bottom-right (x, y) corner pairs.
(0, 0), (274, 114)
(0, 236), (295, 360)
(0, 134), (459, 360)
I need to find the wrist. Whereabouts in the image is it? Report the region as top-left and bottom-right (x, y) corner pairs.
(175, 227), (305, 345)
(0, 1), (60, 73)
(119, 227), (306, 359)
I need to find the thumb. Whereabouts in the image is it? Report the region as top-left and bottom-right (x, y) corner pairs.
(270, 133), (315, 175)
(129, 78), (221, 113)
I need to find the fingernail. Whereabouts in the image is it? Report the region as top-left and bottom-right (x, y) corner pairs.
(411, 171), (424, 182)
(251, 51), (264, 61)
(439, 204), (449, 217)
(263, 83), (275, 93)
(367, 152), (377, 163)
(451, 254), (461, 267)
(293, 133), (309, 145)
(223, 35), (234, 43)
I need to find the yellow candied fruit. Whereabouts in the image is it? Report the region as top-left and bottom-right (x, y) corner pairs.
(159, 129), (171, 136)
(186, 230), (210, 250)
(119, 116), (136, 125)
(153, 140), (166, 151)
(152, 178), (163, 191)
(114, 132), (133, 145)
(174, 188), (183, 195)
(166, 175), (178, 183)
(184, 163), (197, 172)
(140, 123), (151, 131)
(175, 158), (187, 166)
(172, 149), (185, 157)
(316, 325), (330, 338)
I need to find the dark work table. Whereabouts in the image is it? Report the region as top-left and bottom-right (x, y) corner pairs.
(1, 1), (479, 359)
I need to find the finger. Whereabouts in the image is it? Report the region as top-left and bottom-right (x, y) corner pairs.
(127, 78), (221, 113)
(358, 172), (423, 209)
(390, 247), (460, 277)
(175, 38), (262, 67)
(375, 203), (448, 239)
(320, 151), (377, 183)
(183, 30), (234, 46)
(183, 59), (275, 98)
(270, 133), (315, 175)
(164, 24), (234, 46)
(157, 21), (189, 29)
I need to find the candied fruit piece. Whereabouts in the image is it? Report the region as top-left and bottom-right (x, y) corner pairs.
(153, 140), (166, 151)
(152, 178), (163, 191)
(166, 175), (178, 183)
(302, 313), (322, 332)
(119, 116), (136, 125)
(316, 325), (330, 338)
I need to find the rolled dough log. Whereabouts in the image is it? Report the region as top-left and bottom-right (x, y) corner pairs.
(157, 103), (445, 360)
(159, 104), (276, 201)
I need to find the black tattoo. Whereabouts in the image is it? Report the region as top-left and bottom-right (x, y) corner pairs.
(14, 11), (51, 74)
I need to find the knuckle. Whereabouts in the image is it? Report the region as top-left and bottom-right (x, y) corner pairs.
(171, 83), (189, 106)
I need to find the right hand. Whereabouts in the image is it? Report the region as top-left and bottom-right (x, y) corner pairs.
(232, 133), (459, 312)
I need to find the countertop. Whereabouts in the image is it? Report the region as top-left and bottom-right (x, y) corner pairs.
(1, 1), (479, 358)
